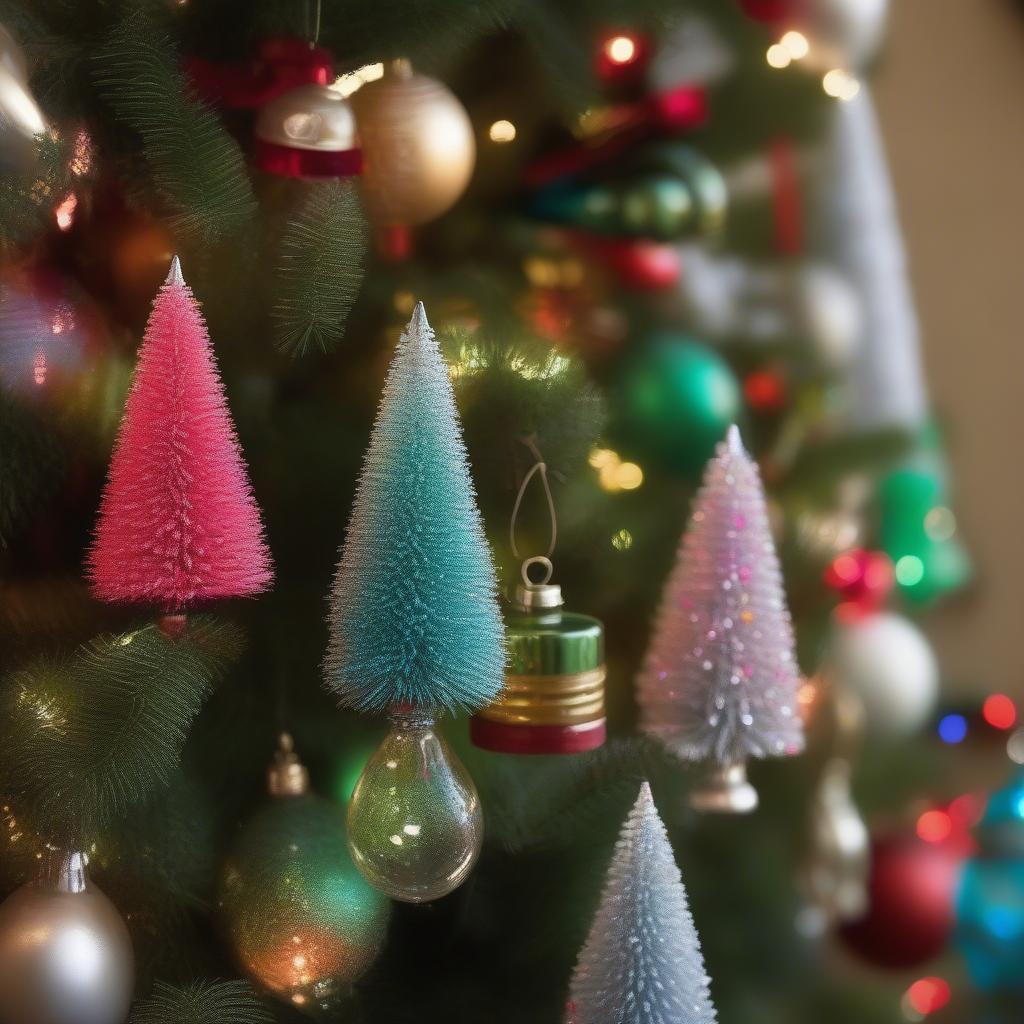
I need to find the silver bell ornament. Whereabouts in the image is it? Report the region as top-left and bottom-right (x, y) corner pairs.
(0, 851), (134, 1024)
(253, 83), (361, 179)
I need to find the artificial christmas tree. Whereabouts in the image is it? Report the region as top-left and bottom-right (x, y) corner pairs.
(637, 425), (804, 811)
(89, 257), (272, 612)
(568, 782), (717, 1024)
(326, 303), (503, 902)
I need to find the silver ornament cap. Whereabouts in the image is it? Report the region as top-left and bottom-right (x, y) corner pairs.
(0, 851), (134, 1024)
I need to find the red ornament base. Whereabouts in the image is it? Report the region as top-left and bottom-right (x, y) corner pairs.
(251, 139), (362, 179)
(470, 716), (606, 755)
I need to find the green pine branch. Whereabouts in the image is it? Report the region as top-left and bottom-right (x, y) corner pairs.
(0, 394), (66, 548)
(0, 131), (73, 248)
(272, 180), (367, 356)
(91, 10), (256, 243)
(0, 617), (244, 842)
(129, 980), (273, 1024)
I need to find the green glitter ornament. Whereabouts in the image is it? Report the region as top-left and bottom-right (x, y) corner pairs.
(219, 736), (390, 1017)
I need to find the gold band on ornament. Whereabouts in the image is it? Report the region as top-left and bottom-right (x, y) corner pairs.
(478, 667), (606, 726)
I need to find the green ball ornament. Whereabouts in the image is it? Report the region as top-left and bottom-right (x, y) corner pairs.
(219, 737), (390, 1017)
(611, 332), (742, 477)
(630, 143), (728, 237)
(618, 175), (694, 242)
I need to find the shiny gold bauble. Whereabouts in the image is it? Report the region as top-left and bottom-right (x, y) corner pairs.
(0, 852), (134, 1024)
(350, 60), (475, 226)
(254, 83), (358, 154)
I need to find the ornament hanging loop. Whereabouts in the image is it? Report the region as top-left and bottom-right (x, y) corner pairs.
(509, 437), (558, 568)
(521, 555), (554, 588)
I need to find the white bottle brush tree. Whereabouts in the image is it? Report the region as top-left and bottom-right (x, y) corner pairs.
(636, 426), (804, 812)
(568, 782), (717, 1024)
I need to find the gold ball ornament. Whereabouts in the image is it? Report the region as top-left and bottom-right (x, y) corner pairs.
(253, 83), (361, 179)
(0, 852), (134, 1024)
(350, 60), (475, 226)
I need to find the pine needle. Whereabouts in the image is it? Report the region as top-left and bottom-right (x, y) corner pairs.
(272, 180), (367, 356)
(91, 11), (255, 242)
(0, 617), (244, 843)
(129, 979), (273, 1024)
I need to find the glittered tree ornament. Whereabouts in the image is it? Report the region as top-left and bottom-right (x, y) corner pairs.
(326, 302), (503, 901)
(637, 426), (804, 812)
(219, 736), (390, 1016)
(88, 257), (273, 611)
(350, 60), (475, 227)
(0, 851), (134, 1024)
(324, 302), (503, 713)
(567, 782), (717, 1024)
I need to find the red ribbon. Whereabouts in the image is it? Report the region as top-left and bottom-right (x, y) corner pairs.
(769, 137), (802, 255)
(252, 139), (362, 179)
(524, 84), (707, 188)
(186, 37), (334, 109)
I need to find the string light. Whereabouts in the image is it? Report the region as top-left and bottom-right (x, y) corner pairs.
(591, 448), (644, 492)
(895, 555), (925, 587)
(924, 506), (957, 541)
(604, 35), (637, 65)
(779, 30), (810, 59)
(937, 713), (967, 745)
(983, 694), (1017, 731)
(902, 977), (951, 1018)
(766, 44), (792, 69)
(488, 119), (516, 144)
(331, 63), (384, 98)
(822, 69), (861, 101)
(54, 192), (77, 231)
(916, 809), (952, 844)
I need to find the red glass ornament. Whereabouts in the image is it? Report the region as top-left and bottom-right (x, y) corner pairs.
(576, 237), (680, 290)
(840, 834), (962, 969)
(824, 548), (894, 609)
(743, 369), (787, 411)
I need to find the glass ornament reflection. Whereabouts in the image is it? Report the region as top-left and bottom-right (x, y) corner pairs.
(347, 710), (483, 902)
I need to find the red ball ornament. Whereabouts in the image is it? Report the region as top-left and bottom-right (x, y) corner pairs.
(577, 237), (681, 290)
(824, 548), (894, 610)
(839, 834), (962, 969)
(743, 369), (787, 412)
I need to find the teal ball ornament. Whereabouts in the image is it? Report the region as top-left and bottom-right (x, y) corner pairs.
(611, 332), (742, 477)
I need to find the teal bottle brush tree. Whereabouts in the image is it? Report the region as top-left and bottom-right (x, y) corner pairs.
(324, 302), (505, 903)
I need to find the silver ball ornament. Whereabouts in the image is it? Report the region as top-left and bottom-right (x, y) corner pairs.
(824, 611), (938, 738)
(793, 264), (862, 371)
(0, 853), (134, 1024)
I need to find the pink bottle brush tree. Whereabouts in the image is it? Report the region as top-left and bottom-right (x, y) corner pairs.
(88, 257), (272, 616)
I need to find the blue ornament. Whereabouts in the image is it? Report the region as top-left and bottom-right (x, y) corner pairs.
(956, 771), (1024, 991)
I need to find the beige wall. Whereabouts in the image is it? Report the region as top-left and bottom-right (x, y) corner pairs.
(873, 0), (1024, 693)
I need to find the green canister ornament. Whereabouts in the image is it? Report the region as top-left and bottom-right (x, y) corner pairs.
(471, 453), (606, 754)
